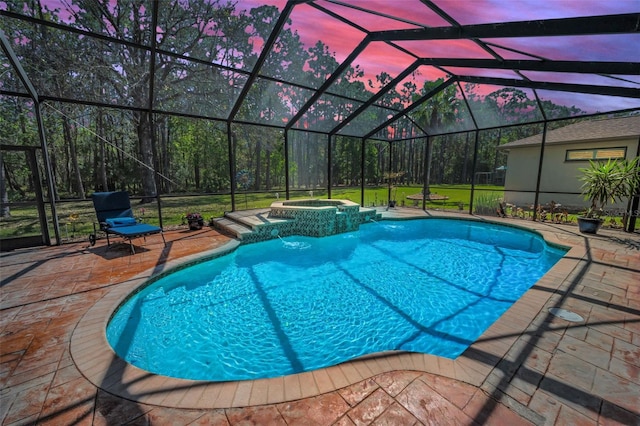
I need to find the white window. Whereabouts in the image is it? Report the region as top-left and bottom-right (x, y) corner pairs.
(565, 147), (626, 161)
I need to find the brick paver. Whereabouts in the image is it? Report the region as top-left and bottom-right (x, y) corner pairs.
(1, 210), (639, 425)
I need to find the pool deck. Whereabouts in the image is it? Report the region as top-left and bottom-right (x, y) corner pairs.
(1, 207), (639, 425)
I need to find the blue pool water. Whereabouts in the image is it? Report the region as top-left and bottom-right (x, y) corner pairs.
(107, 219), (566, 381)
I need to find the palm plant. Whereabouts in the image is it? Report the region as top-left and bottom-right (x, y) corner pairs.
(578, 157), (640, 221)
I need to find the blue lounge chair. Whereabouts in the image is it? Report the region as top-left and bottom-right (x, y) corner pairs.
(91, 191), (166, 254)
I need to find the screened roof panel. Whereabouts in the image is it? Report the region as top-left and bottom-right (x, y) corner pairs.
(276, 83), (316, 125)
(3, 19), (151, 107)
(371, 115), (423, 141)
(371, 67), (454, 108)
(442, 68), (523, 80)
(370, 77), (417, 112)
(407, 84), (475, 135)
(1, 0), (638, 141)
(258, 5), (354, 85)
(485, 45), (543, 61)
(326, 42), (416, 102)
(520, 71), (640, 89)
(259, 40), (307, 86)
(394, 39), (497, 60)
(337, 104), (398, 137)
(18, 0), (155, 46)
(324, 68), (368, 103)
(156, 3), (265, 72)
(378, 66), (452, 109)
(615, 75), (640, 85)
(441, 0), (640, 25)
(293, 93), (363, 132)
(322, 0), (451, 27)
(237, 78), (314, 125)
(154, 57), (246, 119)
(462, 84), (544, 128)
(3, 0), (84, 25)
(283, 2), (365, 66)
(484, 34), (640, 62)
(313, 1), (425, 32)
(1, 51), (25, 94)
(536, 91), (640, 119)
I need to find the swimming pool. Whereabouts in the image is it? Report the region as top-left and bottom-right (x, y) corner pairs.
(107, 218), (566, 381)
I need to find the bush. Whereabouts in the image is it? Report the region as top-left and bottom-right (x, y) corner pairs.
(473, 192), (503, 216)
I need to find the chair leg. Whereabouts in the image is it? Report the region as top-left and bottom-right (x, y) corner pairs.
(160, 232), (166, 248)
(129, 239), (135, 255)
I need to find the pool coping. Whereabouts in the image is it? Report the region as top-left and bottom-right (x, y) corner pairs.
(70, 215), (585, 409)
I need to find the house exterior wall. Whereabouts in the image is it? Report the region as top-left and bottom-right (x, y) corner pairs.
(503, 137), (639, 212)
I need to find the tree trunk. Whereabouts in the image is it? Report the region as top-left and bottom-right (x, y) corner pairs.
(492, 129), (502, 182)
(97, 110), (109, 192)
(194, 160), (201, 189)
(160, 117), (171, 193)
(440, 136), (446, 183)
(136, 111), (157, 201)
(425, 140), (433, 196)
(254, 141), (262, 190)
(0, 152), (10, 217)
(265, 149), (271, 190)
(63, 115), (85, 199)
(2, 157), (24, 198)
(48, 149), (60, 201)
(462, 133), (470, 184)
(61, 116), (71, 194)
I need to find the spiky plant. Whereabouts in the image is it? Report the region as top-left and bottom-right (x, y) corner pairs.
(579, 157), (640, 218)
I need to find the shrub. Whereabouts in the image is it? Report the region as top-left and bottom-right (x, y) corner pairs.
(473, 192), (503, 216)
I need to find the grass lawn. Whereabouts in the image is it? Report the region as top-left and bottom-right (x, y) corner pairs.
(4, 184), (625, 242)
(0, 184), (503, 241)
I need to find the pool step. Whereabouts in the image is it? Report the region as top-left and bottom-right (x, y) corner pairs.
(210, 217), (253, 240)
(227, 210), (292, 229)
(212, 207), (384, 243)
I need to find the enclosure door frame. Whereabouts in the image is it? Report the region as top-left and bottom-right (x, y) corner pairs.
(0, 144), (51, 250)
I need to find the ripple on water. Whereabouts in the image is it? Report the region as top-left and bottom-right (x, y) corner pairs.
(107, 219), (566, 381)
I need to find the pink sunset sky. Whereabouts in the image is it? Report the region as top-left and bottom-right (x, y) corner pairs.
(237, 0), (640, 112)
(11, 0), (640, 113)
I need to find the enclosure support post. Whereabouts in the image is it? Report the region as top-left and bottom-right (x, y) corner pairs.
(360, 137), (366, 206)
(0, 30), (62, 245)
(284, 130), (290, 200)
(227, 122), (236, 211)
(327, 134), (332, 199)
(2, 30), (60, 244)
(150, 114), (164, 230)
(469, 131), (480, 215)
(149, 3), (163, 230)
(627, 185), (639, 233)
(25, 149), (50, 245)
(387, 141), (393, 205)
(625, 136), (640, 233)
(531, 90), (549, 222)
(422, 136), (431, 211)
(532, 121), (548, 221)
(35, 103), (60, 244)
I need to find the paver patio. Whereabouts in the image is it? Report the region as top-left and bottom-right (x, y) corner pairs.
(1, 208), (639, 425)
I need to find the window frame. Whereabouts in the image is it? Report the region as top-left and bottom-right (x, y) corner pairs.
(565, 146), (627, 162)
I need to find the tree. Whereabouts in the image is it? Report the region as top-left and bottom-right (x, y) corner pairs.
(0, 96), (39, 200)
(0, 152), (9, 217)
(41, 0), (259, 199)
(2, 1), (597, 212)
(410, 79), (460, 192)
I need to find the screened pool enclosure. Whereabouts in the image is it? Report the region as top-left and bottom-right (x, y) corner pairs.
(1, 0), (639, 248)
